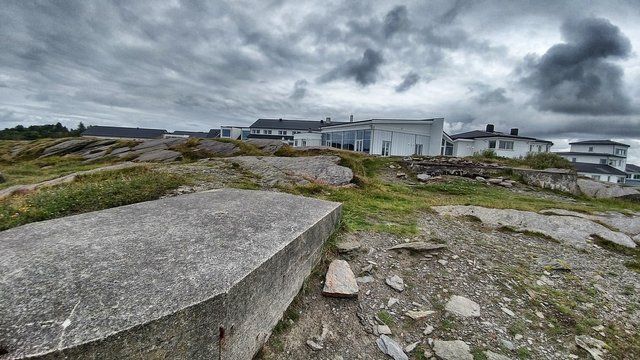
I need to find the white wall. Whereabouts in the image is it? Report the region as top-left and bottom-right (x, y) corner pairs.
(370, 119), (442, 156)
(560, 154), (626, 171)
(578, 172), (626, 184)
(293, 133), (322, 147)
(454, 137), (535, 158)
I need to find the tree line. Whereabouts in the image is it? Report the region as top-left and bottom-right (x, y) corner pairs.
(0, 122), (87, 140)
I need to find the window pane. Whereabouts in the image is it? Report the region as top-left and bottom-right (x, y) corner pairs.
(343, 131), (355, 150)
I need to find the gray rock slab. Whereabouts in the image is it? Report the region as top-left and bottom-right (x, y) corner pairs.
(0, 189), (341, 360)
(445, 295), (481, 317)
(385, 275), (405, 292)
(485, 350), (514, 360)
(376, 335), (408, 360)
(232, 155), (353, 186)
(322, 260), (359, 298)
(434, 205), (636, 248)
(134, 149), (182, 162)
(197, 140), (241, 157)
(541, 208), (640, 236)
(131, 138), (186, 151)
(109, 146), (130, 155)
(40, 139), (94, 157)
(578, 178), (639, 199)
(245, 139), (284, 154)
(388, 242), (447, 252)
(433, 340), (473, 360)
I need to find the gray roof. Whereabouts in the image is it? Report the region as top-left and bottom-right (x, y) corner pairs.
(250, 118), (345, 131)
(569, 140), (629, 147)
(83, 126), (167, 139)
(572, 162), (627, 176)
(170, 131), (210, 138)
(626, 164), (640, 173)
(555, 151), (625, 158)
(450, 130), (553, 144)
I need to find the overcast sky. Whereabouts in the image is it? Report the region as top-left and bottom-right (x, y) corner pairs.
(1, 0), (640, 163)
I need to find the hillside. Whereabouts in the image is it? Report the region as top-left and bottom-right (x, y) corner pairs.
(0, 137), (639, 359)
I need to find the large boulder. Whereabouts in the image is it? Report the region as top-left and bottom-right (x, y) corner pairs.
(578, 178), (639, 199)
(196, 140), (241, 157)
(40, 139), (94, 157)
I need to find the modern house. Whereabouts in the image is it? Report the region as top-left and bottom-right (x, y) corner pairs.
(556, 140), (630, 183)
(163, 130), (210, 139)
(220, 126), (249, 140)
(82, 126), (167, 140)
(625, 164), (640, 186)
(292, 117), (445, 157)
(448, 125), (553, 158)
(248, 118), (344, 145)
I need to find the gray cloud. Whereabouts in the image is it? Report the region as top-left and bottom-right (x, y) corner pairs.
(383, 5), (410, 38)
(521, 17), (633, 115)
(395, 72), (421, 92)
(289, 79), (308, 100)
(468, 83), (511, 104)
(318, 49), (384, 86)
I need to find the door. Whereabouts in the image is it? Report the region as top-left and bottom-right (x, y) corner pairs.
(355, 139), (363, 152)
(382, 141), (391, 156)
(414, 144), (423, 155)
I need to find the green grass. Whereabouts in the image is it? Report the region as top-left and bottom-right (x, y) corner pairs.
(377, 310), (395, 326)
(0, 166), (189, 231)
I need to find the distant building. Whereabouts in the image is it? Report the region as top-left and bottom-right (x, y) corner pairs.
(82, 126), (167, 140)
(220, 126), (249, 140)
(448, 124), (553, 158)
(556, 140), (629, 184)
(248, 118), (343, 145)
(164, 131), (210, 139)
(207, 129), (221, 138)
(625, 163), (640, 186)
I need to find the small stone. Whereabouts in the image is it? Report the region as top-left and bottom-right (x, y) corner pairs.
(501, 339), (515, 351)
(514, 334), (523, 341)
(396, 172), (407, 178)
(404, 341), (420, 353)
(437, 259), (448, 266)
(433, 340), (473, 360)
(405, 310), (435, 320)
(306, 339), (323, 351)
(386, 275), (405, 292)
(498, 182), (513, 188)
(445, 295), (480, 317)
(388, 242), (447, 252)
(476, 176), (486, 181)
(501, 307), (515, 317)
(322, 260), (359, 298)
(361, 264), (374, 273)
(376, 324), (392, 335)
(487, 178), (503, 184)
(485, 350), (514, 360)
(336, 240), (361, 254)
(376, 335), (409, 360)
(535, 311), (545, 319)
(388, 297), (399, 308)
(356, 275), (375, 283)
(423, 325), (434, 335)
(417, 174), (431, 182)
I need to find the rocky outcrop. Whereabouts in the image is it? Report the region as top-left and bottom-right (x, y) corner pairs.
(578, 178), (639, 199)
(434, 205), (636, 248)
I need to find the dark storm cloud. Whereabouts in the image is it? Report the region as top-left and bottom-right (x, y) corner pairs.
(395, 72), (420, 93)
(289, 80), (308, 100)
(438, 0), (471, 24)
(383, 5), (410, 38)
(318, 49), (384, 86)
(468, 83), (511, 104)
(522, 17), (633, 115)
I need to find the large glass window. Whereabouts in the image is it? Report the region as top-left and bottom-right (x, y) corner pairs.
(343, 131), (355, 150)
(498, 140), (514, 150)
(331, 132), (342, 149)
(363, 130), (371, 153)
(488, 140), (496, 149)
(221, 129), (231, 137)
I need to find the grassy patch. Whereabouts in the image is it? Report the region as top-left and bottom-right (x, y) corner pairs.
(0, 166), (188, 231)
(377, 310), (395, 326)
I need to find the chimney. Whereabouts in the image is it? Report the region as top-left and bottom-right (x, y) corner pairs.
(486, 124), (494, 133)
(326, 117), (331, 124)
(279, 118), (282, 122)
(349, 114), (354, 122)
(510, 128), (519, 136)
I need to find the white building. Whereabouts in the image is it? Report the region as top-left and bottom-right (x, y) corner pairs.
(448, 125), (553, 158)
(315, 118), (444, 156)
(626, 164), (640, 186)
(248, 118), (342, 145)
(220, 126), (249, 140)
(556, 140), (630, 184)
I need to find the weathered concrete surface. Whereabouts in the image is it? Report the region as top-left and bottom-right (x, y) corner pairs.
(434, 205), (636, 248)
(0, 189), (341, 360)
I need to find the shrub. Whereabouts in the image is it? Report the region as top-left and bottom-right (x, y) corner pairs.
(522, 152), (573, 170)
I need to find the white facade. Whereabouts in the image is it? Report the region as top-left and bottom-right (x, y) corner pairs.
(556, 141), (630, 184)
(220, 126), (249, 140)
(319, 118), (444, 156)
(293, 132), (322, 147)
(454, 138), (552, 158)
(581, 172), (627, 184)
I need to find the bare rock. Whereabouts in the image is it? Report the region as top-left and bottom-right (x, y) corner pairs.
(306, 340), (323, 351)
(336, 240), (361, 254)
(132, 138), (186, 151)
(433, 340), (473, 360)
(197, 140), (241, 157)
(578, 178), (639, 199)
(445, 295), (480, 317)
(134, 149), (182, 162)
(396, 172), (407, 178)
(41, 139), (93, 157)
(575, 335), (607, 360)
(416, 174), (431, 182)
(487, 178), (503, 184)
(376, 325), (392, 335)
(405, 310), (435, 320)
(485, 350), (514, 360)
(245, 138), (284, 154)
(404, 342), (419, 353)
(322, 260), (359, 298)
(110, 147), (131, 155)
(388, 242), (447, 252)
(385, 275), (405, 292)
(498, 182), (513, 188)
(376, 335), (408, 360)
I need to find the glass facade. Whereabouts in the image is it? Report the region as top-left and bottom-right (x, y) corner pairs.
(221, 129), (231, 137)
(322, 130), (371, 153)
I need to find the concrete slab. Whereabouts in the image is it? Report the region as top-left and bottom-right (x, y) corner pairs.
(0, 189), (341, 359)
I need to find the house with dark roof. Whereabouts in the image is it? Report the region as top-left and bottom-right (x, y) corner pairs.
(448, 124), (553, 158)
(220, 126), (248, 140)
(164, 130), (210, 139)
(248, 118), (345, 145)
(556, 140), (630, 183)
(82, 126), (167, 140)
(625, 164), (640, 186)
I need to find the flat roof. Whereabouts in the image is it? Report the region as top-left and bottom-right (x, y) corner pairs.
(569, 140), (629, 147)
